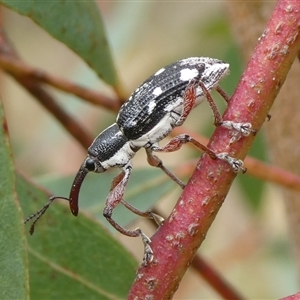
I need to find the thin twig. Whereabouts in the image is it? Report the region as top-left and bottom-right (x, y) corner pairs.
(192, 255), (246, 300)
(15, 76), (94, 148)
(0, 49), (121, 112)
(0, 30), (93, 148)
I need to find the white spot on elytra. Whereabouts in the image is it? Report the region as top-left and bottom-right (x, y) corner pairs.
(153, 86), (162, 96)
(180, 68), (198, 81)
(147, 101), (156, 114)
(154, 67), (165, 76)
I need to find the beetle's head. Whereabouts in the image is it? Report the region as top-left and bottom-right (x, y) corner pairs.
(24, 123), (129, 233)
(68, 154), (108, 216)
(69, 123), (130, 216)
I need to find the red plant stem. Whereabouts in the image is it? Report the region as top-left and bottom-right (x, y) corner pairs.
(129, 1), (300, 298)
(148, 209), (246, 300)
(280, 292), (300, 300)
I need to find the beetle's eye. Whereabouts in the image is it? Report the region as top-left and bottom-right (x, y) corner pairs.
(85, 158), (96, 171)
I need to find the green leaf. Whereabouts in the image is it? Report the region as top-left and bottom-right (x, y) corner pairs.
(38, 168), (176, 231)
(19, 174), (137, 299)
(1, 0), (117, 85)
(0, 102), (29, 299)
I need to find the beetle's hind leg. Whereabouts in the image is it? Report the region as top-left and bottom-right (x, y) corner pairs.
(104, 211), (154, 265)
(120, 198), (165, 226)
(146, 148), (186, 189)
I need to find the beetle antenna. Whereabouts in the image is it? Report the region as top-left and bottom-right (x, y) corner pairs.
(24, 196), (69, 235)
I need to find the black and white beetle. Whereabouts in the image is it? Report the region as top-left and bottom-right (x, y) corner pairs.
(25, 57), (254, 264)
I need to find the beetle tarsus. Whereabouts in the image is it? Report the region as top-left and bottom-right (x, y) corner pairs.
(216, 152), (246, 173)
(104, 205), (155, 264)
(149, 212), (165, 226)
(138, 229), (154, 266)
(220, 121), (256, 137)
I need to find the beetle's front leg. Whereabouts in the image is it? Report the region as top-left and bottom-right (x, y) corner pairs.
(103, 167), (154, 265)
(110, 169), (164, 224)
(175, 75), (199, 127)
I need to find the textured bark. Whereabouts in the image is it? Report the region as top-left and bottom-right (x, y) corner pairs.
(226, 0), (300, 281)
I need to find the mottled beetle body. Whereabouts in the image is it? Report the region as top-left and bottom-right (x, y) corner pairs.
(117, 57), (229, 143)
(85, 57), (229, 177)
(25, 57), (253, 265)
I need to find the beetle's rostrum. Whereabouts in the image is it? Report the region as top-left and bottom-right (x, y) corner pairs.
(25, 57), (254, 265)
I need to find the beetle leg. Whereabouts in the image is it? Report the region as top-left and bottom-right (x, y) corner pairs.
(146, 148), (186, 188)
(199, 81), (256, 136)
(120, 199), (165, 226)
(110, 170), (164, 224)
(103, 167), (154, 265)
(150, 134), (216, 158)
(198, 81), (224, 127)
(150, 134), (246, 173)
(175, 76), (199, 127)
(176, 74), (224, 127)
(216, 86), (270, 126)
(220, 120), (255, 137)
(216, 85), (231, 103)
(216, 153), (246, 173)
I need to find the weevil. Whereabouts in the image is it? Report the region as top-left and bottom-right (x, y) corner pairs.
(25, 57), (254, 265)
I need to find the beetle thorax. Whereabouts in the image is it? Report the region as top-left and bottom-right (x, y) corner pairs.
(87, 123), (136, 171)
